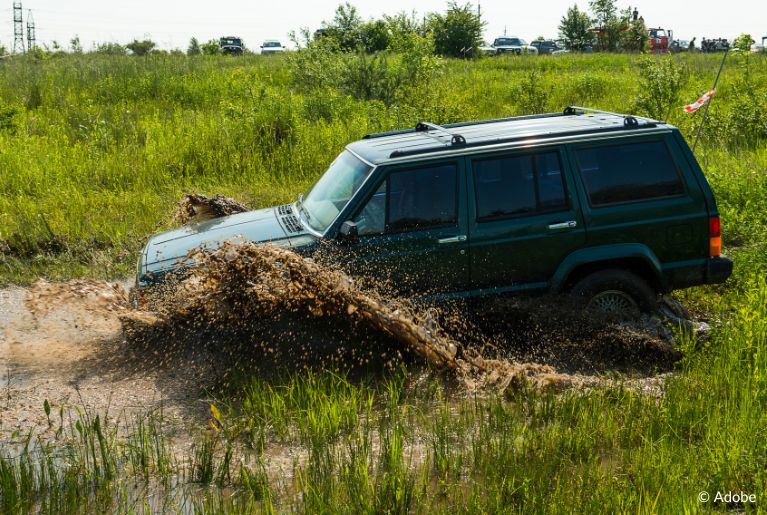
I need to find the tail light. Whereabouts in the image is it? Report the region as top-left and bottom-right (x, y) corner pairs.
(709, 215), (721, 257)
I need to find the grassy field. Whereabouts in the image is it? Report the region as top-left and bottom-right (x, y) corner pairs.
(1, 51), (767, 512)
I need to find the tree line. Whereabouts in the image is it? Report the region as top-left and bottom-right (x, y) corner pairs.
(1, 0), (752, 59)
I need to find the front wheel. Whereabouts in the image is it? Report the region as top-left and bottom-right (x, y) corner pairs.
(570, 269), (657, 320)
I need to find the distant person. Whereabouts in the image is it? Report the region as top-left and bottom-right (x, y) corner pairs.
(689, 37), (696, 51)
(632, 8), (639, 21)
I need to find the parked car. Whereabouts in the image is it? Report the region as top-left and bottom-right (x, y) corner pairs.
(135, 107), (733, 318)
(530, 40), (564, 55)
(479, 41), (497, 56)
(491, 37), (538, 55)
(219, 37), (244, 56)
(260, 40), (285, 55)
(670, 40), (690, 53)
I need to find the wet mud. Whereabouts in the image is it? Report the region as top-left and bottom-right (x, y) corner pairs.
(1, 242), (695, 437)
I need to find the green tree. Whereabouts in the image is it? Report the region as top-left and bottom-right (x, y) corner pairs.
(360, 20), (390, 53)
(733, 33), (755, 53)
(126, 39), (156, 56)
(620, 15), (647, 52)
(93, 42), (127, 55)
(70, 36), (83, 54)
(385, 11), (423, 40)
(589, 0), (620, 51)
(558, 4), (593, 51)
(589, 0), (617, 30)
(428, 2), (484, 58)
(201, 40), (221, 55)
(320, 2), (363, 51)
(187, 37), (202, 56)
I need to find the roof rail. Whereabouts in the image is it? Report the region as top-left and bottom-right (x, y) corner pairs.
(362, 112), (565, 140)
(388, 113), (659, 159)
(415, 121), (467, 146)
(564, 105), (654, 127)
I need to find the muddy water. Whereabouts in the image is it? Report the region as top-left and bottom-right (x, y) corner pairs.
(1, 242), (684, 437)
(0, 281), (206, 440)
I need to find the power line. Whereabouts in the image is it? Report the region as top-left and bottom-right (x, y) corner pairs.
(12, 1), (24, 54)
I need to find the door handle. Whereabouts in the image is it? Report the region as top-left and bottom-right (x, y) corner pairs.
(547, 221), (577, 230)
(438, 235), (467, 244)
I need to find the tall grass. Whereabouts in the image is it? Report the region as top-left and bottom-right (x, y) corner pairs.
(0, 52), (765, 283)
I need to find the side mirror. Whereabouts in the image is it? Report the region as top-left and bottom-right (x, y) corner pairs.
(339, 220), (358, 241)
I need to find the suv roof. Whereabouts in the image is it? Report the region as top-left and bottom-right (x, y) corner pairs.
(349, 107), (668, 165)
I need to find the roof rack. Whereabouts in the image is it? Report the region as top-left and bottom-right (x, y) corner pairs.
(363, 112), (565, 140)
(414, 121), (466, 145)
(387, 107), (659, 159)
(563, 105), (655, 128)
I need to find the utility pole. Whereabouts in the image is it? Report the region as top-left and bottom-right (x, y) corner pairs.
(13, 2), (25, 54)
(26, 10), (35, 51)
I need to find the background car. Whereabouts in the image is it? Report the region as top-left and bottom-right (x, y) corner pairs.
(492, 37), (538, 55)
(260, 40), (286, 55)
(530, 40), (564, 55)
(479, 41), (497, 56)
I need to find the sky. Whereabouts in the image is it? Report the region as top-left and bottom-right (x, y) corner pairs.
(1, 0), (765, 52)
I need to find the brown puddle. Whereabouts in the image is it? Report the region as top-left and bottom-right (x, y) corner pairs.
(1, 242), (690, 437)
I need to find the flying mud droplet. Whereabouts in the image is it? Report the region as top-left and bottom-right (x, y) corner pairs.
(127, 242), (570, 391)
(174, 193), (249, 225)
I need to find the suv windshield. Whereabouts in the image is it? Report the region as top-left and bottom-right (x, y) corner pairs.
(300, 151), (373, 233)
(494, 38), (523, 46)
(263, 41), (282, 48)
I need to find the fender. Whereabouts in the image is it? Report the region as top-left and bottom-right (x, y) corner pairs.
(550, 243), (665, 292)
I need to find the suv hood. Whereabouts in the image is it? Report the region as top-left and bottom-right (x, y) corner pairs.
(139, 206), (314, 281)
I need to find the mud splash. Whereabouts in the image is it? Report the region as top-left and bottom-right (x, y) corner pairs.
(124, 242), (567, 391)
(13, 241), (689, 406)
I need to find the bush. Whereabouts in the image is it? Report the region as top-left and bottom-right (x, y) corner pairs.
(633, 56), (686, 120)
(427, 2), (484, 58)
(288, 33), (442, 107)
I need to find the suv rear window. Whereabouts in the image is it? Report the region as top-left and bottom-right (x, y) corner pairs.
(473, 152), (567, 221)
(575, 140), (685, 206)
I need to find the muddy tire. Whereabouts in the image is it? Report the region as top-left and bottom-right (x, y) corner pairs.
(570, 269), (657, 320)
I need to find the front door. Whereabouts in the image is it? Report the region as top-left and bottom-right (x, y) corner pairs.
(340, 158), (470, 297)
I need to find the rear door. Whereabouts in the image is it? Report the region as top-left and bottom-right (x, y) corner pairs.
(567, 136), (708, 281)
(466, 146), (586, 292)
(340, 158), (470, 296)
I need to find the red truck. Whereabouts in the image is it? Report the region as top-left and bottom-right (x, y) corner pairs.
(648, 27), (673, 53)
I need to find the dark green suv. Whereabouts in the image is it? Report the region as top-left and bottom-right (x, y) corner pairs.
(136, 107), (733, 315)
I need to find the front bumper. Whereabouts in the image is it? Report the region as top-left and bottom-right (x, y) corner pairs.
(706, 256), (734, 284)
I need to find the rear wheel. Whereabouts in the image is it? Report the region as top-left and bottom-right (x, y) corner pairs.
(570, 269), (657, 320)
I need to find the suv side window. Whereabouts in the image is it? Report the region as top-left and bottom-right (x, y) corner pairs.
(473, 151), (567, 221)
(353, 163), (458, 235)
(574, 140), (685, 206)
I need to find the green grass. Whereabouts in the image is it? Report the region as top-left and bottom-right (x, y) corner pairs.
(1, 51), (765, 283)
(1, 51), (766, 512)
